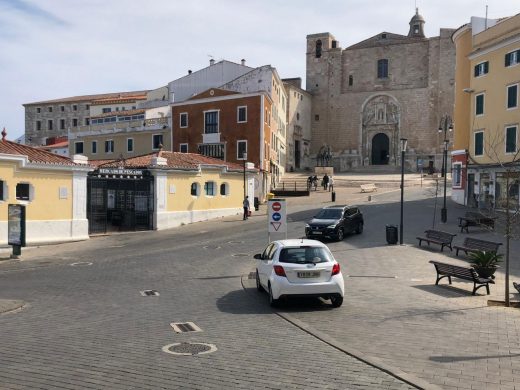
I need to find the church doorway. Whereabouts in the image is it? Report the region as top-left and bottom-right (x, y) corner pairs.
(371, 133), (390, 165)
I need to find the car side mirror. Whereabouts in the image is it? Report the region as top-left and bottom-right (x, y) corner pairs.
(254, 253), (263, 260)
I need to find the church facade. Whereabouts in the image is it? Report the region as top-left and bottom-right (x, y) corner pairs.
(306, 10), (456, 172)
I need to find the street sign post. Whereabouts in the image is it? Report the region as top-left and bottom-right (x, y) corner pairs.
(268, 198), (287, 241)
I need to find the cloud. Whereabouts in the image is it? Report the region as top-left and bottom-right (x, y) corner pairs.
(1, 0), (67, 26)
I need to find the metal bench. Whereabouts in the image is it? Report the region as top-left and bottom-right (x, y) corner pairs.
(429, 260), (494, 295)
(453, 237), (502, 257)
(360, 184), (377, 193)
(416, 230), (456, 252)
(458, 211), (497, 233)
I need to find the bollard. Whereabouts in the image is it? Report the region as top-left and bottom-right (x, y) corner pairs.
(368, 195), (371, 202)
(331, 191), (336, 202)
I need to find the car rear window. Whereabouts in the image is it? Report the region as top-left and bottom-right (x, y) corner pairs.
(279, 247), (333, 264)
(315, 209), (342, 219)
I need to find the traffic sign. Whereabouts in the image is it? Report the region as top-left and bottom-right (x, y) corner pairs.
(268, 198), (287, 233)
(272, 202), (281, 212)
(272, 212), (281, 221)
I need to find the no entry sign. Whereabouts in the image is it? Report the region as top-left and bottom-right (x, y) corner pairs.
(268, 198), (287, 233)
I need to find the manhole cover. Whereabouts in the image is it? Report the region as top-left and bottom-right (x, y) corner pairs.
(202, 245), (221, 250)
(162, 342), (217, 356)
(140, 290), (160, 296)
(232, 253), (249, 257)
(70, 262), (93, 267)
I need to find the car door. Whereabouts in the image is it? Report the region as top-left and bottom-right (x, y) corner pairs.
(258, 243), (277, 287)
(344, 208), (356, 233)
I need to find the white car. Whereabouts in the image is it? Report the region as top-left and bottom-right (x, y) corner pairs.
(254, 239), (345, 307)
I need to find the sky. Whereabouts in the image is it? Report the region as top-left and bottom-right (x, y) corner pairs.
(0, 0), (519, 141)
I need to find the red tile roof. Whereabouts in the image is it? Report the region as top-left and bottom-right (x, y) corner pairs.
(94, 151), (245, 171)
(0, 139), (80, 166)
(23, 90), (150, 106)
(41, 141), (68, 149)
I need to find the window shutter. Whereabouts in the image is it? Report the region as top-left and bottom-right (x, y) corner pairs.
(505, 53), (511, 67)
(474, 65), (479, 77)
(484, 61), (489, 73)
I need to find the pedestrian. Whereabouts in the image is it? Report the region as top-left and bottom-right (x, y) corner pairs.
(323, 174), (329, 190)
(313, 175), (318, 191)
(307, 176), (313, 191)
(243, 196), (250, 220)
(329, 176), (334, 192)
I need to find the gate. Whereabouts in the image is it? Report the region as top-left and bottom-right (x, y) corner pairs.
(87, 174), (154, 234)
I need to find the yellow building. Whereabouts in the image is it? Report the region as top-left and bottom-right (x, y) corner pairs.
(88, 150), (254, 233)
(452, 14), (520, 208)
(0, 131), (92, 245)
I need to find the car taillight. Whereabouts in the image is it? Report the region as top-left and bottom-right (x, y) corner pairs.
(273, 265), (286, 277)
(332, 263), (340, 276)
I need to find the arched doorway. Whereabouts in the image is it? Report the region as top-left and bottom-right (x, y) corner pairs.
(371, 133), (390, 165)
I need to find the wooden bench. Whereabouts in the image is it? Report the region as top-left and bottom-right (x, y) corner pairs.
(429, 260), (494, 295)
(360, 184), (377, 193)
(417, 230), (456, 252)
(453, 237), (502, 257)
(458, 211), (497, 233)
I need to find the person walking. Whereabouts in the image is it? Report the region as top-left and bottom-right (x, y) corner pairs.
(323, 174), (329, 190)
(329, 176), (334, 192)
(243, 196), (250, 220)
(312, 175), (318, 191)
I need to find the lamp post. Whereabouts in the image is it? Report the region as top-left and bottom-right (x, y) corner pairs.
(242, 152), (248, 199)
(400, 138), (407, 245)
(438, 115), (453, 223)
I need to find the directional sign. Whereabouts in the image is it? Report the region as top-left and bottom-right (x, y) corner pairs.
(268, 198), (287, 233)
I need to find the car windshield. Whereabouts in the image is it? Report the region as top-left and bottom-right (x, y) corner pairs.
(315, 209), (342, 219)
(279, 247), (333, 264)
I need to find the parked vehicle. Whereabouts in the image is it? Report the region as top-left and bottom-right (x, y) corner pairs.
(305, 205), (364, 241)
(254, 239), (344, 307)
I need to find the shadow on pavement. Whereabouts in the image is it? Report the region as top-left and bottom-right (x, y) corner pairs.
(430, 353), (520, 362)
(216, 288), (272, 315)
(412, 284), (481, 297)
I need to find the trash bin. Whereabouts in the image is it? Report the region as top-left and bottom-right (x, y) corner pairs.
(254, 197), (259, 211)
(386, 225), (398, 245)
(331, 191), (336, 202)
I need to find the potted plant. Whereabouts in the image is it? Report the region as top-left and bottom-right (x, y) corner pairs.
(468, 250), (503, 278)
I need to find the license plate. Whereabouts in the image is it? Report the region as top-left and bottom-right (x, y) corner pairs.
(298, 271), (320, 278)
(312, 231), (322, 235)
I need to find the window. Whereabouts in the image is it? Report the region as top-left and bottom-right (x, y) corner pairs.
(315, 114), (319, 121)
(180, 113), (188, 128)
(179, 143), (188, 153)
(237, 106), (247, 123)
(74, 142), (84, 154)
(198, 143), (225, 160)
(377, 59), (389, 79)
(475, 94), (484, 116)
(474, 61), (489, 77)
(474, 131), (484, 156)
(190, 182), (200, 196)
(73, 105), (77, 111)
(36, 121), (41, 131)
(237, 140), (247, 160)
(16, 183), (30, 201)
(296, 112), (300, 121)
(105, 140), (114, 153)
(204, 181), (216, 196)
(48, 120), (53, 130)
(127, 138), (134, 152)
(48, 106), (53, 113)
(86, 104), (90, 110)
(36, 107), (41, 113)
(85, 118), (90, 126)
(453, 163), (462, 187)
(506, 126), (517, 153)
(60, 105), (65, 112)
(60, 119), (65, 130)
(315, 40), (322, 58)
(220, 183), (229, 196)
(505, 50), (520, 67)
(152, 134), (163, 149)
(102, 108), (111, 113)
(507, 84), (518, 109)
(204, 111), (219, 134)
(91, 141), (97, 154)
(348, 75), (353, 86)
(72, 118), (78, 127)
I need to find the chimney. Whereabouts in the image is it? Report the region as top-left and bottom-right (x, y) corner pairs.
(72, 154), (89, 165)
(210, 59), (215, 66)
(241, 59), (246, 66)
(188, 70), (192, 74)
(151, 156), (167, 166)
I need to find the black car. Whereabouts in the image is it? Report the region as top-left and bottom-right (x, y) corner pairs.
(305, 205), (364, 241)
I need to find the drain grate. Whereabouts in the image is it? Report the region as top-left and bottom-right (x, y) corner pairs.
(140, 290), (160, 296)
(232, 253), (249, 257)
(162, 342), (217, 356)
(170, 321), (202, 333)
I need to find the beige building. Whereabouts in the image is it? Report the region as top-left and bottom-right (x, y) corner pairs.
(0, 130), (92, 245)
(452, 14), (520, 208)
(306, 9), (456, 172)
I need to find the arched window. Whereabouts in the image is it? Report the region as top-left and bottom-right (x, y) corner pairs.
(220, 183), (229, 196)
(190, 182), (200, 197)
(377, 59), (389, 79)
(348, 75), (353, 86)
(315, 40), (322, 58)
(204, 181), (216, 196)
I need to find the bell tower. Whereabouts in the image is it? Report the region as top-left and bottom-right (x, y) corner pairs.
(408, 8), (426, 38)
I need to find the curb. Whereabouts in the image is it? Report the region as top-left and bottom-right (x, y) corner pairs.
(241, 274), (441, 390)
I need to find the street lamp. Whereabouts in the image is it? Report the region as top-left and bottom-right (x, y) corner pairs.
(438, 115), (453, 223)
(400, 138), (408, 245)
(242, 152), (248, 199)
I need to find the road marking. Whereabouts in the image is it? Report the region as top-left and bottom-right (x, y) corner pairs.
(70, 262), (93, 267)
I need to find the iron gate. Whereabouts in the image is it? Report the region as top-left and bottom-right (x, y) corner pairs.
(87, 174), (154, 234)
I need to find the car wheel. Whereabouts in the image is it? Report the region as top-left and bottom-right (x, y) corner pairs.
(356, 223), (363, 234)
(256, 270), (263, 292)
(336, 228), (344, 241)
(331, 295), (343, 308)
(268, 283), (279, 307)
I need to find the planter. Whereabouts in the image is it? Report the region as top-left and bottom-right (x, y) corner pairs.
(473, 265), (498, 279)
